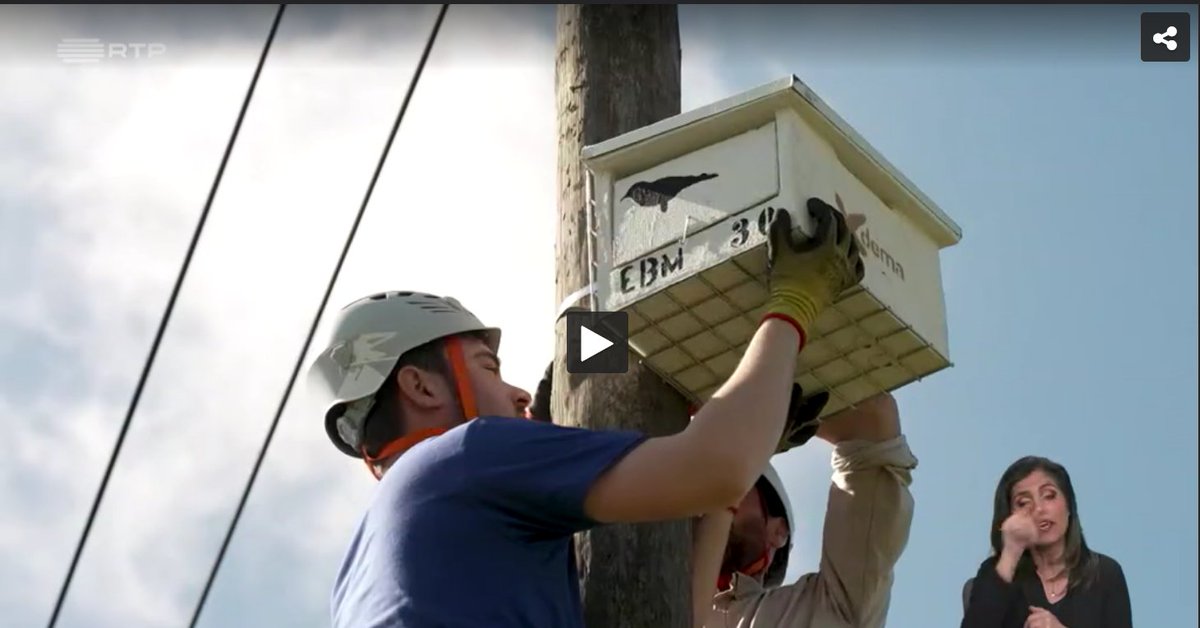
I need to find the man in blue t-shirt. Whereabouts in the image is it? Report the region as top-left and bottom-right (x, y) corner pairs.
(307, 200), (865, 627)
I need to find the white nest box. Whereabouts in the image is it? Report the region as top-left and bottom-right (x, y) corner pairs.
(581, 75), (963, 417)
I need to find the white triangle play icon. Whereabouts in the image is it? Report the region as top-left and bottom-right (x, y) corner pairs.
(580, 325), (614, 362)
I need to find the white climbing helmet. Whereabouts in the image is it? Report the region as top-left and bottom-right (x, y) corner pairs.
(760, 462), (794, 588)
(307, 290), (500, 458)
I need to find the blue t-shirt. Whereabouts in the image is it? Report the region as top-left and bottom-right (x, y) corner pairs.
(330, 416), (646, 628)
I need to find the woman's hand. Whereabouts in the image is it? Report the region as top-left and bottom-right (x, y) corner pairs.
(1000, 511), (1038, 552)
(994, 511), (1038, 582)
(1024, 606), (1066, 628)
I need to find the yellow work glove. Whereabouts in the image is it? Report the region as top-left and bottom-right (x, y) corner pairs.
(763, 198), (865, 348)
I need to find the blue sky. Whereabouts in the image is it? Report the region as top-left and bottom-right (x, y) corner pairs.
(680, 5), (1198, 627)
(0, 4), (1195, 628)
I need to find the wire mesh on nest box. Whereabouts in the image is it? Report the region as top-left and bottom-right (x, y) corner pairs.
(582, 75), (963, 417)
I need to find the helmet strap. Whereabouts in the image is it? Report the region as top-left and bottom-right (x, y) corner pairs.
(443, 336), (478, 420)
(361, 427), (447, 480)
(360, 335), (480, 482)
(717, 550), (772, 591)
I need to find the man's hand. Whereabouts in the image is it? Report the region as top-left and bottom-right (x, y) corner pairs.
(688, 383), (828, 454)
(1024, 606), (1067, 628)
(816, 392), (900, 445)
(763, 198), (866, 347)
(526, 361), (554, 423)
(776, 383), (831, 453)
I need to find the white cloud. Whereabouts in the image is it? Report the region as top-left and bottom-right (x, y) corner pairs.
(0, 5), (517, 626)
(0, 5), (771, 627)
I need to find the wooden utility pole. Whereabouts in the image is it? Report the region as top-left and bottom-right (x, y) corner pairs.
(553, 5), (691, 627)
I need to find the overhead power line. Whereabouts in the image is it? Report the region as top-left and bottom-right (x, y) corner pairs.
(187, 5), (451, 627)
(45, 5), (289, 627)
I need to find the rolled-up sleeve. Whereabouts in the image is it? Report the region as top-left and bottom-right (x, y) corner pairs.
(810, 435), (918, 628)
(705, 437), (917, 628)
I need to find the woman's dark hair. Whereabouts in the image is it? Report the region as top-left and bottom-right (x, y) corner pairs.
(990, 456), (1099, 593)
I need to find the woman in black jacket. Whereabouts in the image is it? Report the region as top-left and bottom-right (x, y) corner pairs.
(961, 456), (1132, 628)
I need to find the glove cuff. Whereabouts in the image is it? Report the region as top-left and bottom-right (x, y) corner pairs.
(762, 312), (808, 352)
(764, 287), (828, 343)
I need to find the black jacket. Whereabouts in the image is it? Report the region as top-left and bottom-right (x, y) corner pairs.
(961, 551), (1132, 628)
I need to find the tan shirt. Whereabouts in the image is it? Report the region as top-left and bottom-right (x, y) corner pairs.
(705, 436), (918, 628)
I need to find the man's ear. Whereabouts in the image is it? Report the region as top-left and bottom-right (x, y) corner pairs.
(767, 517), (790, 550)
(394, 366), (451, 410)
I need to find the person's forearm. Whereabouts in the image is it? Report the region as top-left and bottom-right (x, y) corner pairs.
(815, 436), (917, 627)
(685, 319), (800, 498)
(961, 556), (1020, 628)
(960, 574), (1012, 628)
(817, 392), (900, 446)
(994, 546), (1021, 583)
(691, 510), (734, 628)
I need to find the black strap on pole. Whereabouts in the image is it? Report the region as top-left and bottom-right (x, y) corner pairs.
(186, 6), (450, 627)
(44, 6), (288, 627)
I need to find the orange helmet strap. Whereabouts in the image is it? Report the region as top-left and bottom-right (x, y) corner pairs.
(443, 336), (478, 420)
(358, 335), (480, 481)
(362, 427), (448, 480)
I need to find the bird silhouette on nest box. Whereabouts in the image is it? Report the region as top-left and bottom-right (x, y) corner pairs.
(621, 173), (719, 212)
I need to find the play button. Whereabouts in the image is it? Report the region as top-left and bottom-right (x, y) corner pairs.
(580, 325), (614, 362)
(566, 311), (629, 374)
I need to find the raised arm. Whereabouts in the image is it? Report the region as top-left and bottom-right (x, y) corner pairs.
(583, 200), (866, 524)
(691, 509), (736, 628)
(585, 319), (804, 521)
(689, 384), (830, 628)
(808, 392), (918, 628)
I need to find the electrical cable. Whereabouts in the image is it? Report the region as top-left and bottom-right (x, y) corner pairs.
(185, 5), (450, 626)
(44, 5), (288, 627)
